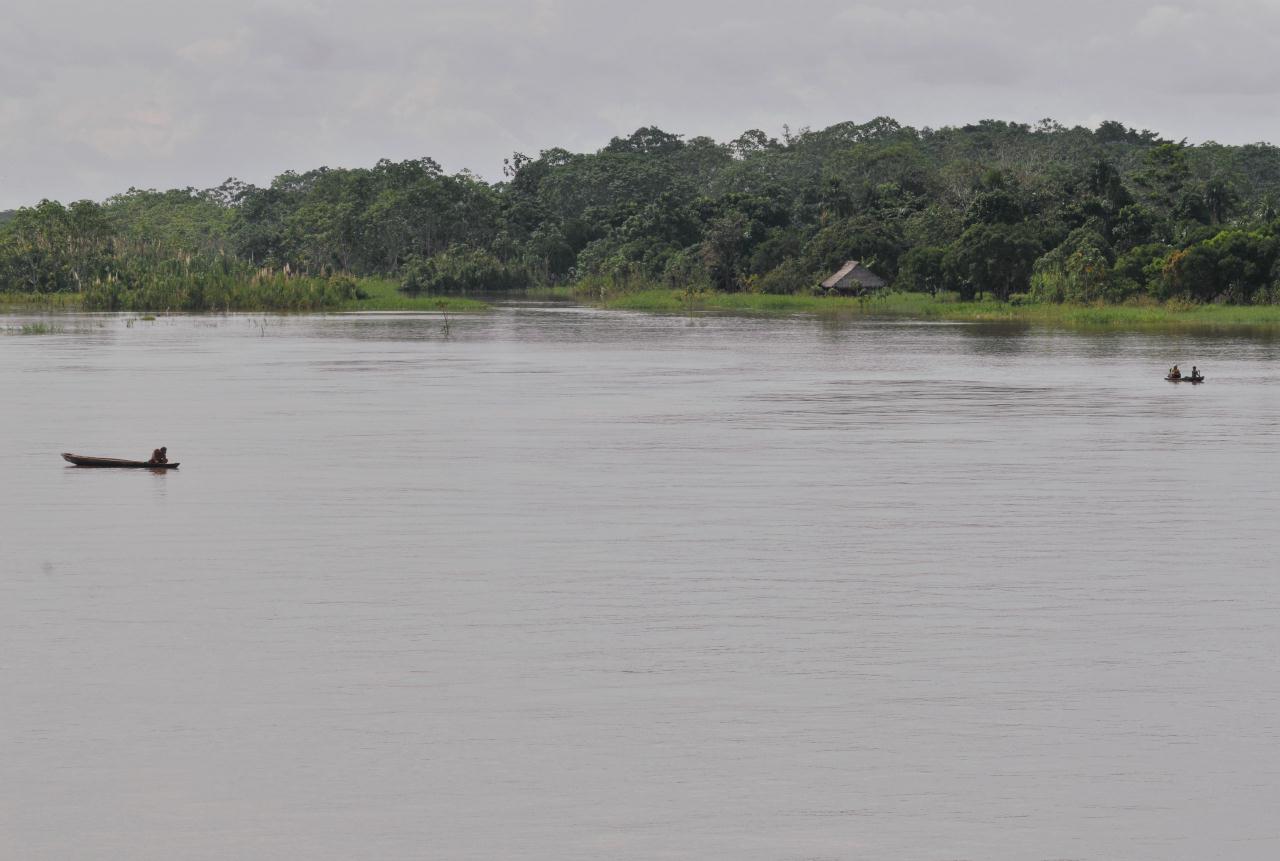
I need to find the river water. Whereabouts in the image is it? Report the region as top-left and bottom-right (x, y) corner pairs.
(3, 304), (1280, 860)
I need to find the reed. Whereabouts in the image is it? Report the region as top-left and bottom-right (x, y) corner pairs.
(16, 322), (61, 335)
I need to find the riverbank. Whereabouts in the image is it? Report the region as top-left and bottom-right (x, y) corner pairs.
(12, 281), (1280, 332)
(336, 279), (489, 312)
(0, 292), (84, 311)
(0, 279), (489, 314)
(597, 288), (1280, 330)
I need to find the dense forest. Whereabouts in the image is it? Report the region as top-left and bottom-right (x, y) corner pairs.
(4, 117), (1280, 309)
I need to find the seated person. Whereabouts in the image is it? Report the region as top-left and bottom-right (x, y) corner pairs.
(149, 446), (168, 465)
(1169, 365), (1181, 379)
(1190, 366), (1201, 380)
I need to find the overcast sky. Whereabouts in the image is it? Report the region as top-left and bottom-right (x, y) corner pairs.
(3, 0), (1280, 208)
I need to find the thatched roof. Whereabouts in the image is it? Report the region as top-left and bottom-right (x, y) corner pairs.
(821, 260), (887, 291)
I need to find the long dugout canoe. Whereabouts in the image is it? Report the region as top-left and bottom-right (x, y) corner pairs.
(62, 453), (180, 469)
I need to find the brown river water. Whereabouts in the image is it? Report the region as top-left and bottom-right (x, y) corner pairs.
(3, 303), (1280, 860)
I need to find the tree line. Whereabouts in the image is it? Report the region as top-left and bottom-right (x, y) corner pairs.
(5, 117), (1280, 306)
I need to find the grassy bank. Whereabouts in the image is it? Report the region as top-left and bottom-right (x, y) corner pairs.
(338, 278), (488, 312)
(595, 288), (1280, 330)
(0, 291), (85, 311)
(519, 285), (577, 300)
(0, 278), (488, 313)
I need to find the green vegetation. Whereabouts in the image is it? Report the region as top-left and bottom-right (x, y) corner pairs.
(6, 117), (1280, 314)
(337, 278), (488, 312)
(399, 247), (524, 295)
(0, 291), (83, 311)
(82, 260), (367, 312)
(0, 278), (485, 313)
(598, 288), (1280, 330)
(520, 285), (577, 300)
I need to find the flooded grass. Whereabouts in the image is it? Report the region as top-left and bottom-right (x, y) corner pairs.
(336, 278), (489, 312)
(597, 289), (1280, 332)
(3, 321), (64, 335)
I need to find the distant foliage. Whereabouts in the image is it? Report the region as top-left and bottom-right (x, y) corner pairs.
(1030, 229), (1115, 303)
(8, 116), (1280, 305)
(82, 255), (364, 311)
(399, 247), (526, 295)
(754, 258), (815, 294)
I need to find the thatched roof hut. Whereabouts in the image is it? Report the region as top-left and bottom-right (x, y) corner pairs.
(820, 260), (887, 294)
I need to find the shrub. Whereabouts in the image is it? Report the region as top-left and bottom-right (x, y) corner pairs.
(400, 248), (526, 295)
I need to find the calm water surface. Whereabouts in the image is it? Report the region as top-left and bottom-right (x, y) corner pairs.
(4, 304), (1280, 860)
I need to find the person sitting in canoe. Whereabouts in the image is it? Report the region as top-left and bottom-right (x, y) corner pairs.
(1169, 365), (1181, 379)
(1189, 366), (1202, 381)
(148, 446), (168, 465)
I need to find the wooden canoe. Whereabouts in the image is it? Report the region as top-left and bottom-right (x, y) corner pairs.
(62, 453), (180, 469)
(1165, 375), (1205, 383)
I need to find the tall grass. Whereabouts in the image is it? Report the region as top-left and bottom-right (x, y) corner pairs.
(82, 255), (367, 312)
(0, 291), (83, 311)
(0, 276), (490, 313)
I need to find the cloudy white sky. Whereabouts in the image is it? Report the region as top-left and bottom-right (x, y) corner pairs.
(3, 0), (1280, 207)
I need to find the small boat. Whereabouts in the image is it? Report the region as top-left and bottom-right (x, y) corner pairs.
(62, 453), (180, 469)
(1165, 375), (1205, 383)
